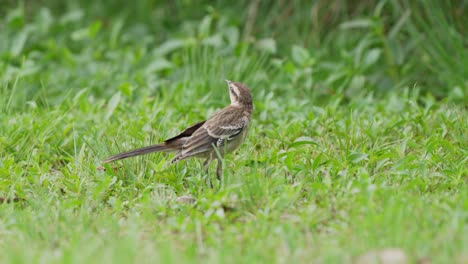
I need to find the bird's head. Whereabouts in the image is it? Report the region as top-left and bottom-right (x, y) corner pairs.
(225, 80), (252, 107)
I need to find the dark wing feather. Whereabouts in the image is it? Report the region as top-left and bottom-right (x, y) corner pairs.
(171, 108), (247, 162)
(174, 127), (217, 159)
(164, 120), (206, 143)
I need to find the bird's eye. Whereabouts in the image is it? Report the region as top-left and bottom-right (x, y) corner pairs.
(230, 87), (238, 97)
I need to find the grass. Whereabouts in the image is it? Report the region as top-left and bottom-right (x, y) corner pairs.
(0, 1), (467, 263)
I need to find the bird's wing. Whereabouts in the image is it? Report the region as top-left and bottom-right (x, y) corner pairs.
(171, 107), (248, 162)
(164, 120), (206, 143)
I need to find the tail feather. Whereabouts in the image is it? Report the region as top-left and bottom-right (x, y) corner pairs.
(103, 143), (175, 163)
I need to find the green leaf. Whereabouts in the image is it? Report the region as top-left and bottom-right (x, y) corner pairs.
(109, 18), (125, 48)
(71, 21), (101, 40)
(11, 30), (28, 57)
(348, 152), (369, 164)
(224, 27), (239, 47)
(312, 153), (327, 170)
(118, 82), (132, 97)
(60, 9), (84, 24)
(153, 39), (185, 56)
(7, 6), (25, 29)
(289, 136), (318, 148)
(201, 34), (223, 47)
(145, 59), (173, 73)
(363, 48), (382, 68)
(448, 86), (464, 101)
(349, 75), (366, 91)
(256, 38), (277, 54)
(71, 27), (88, 41)
(198, 15), (212, 37)
(105, 92), (121, 120)
(325, 71), (347, 85)
(291, 45), (310, 65)
(87, 21), (102, 38)
(339, 19), (374, 29)
(389, 10), (411, 39)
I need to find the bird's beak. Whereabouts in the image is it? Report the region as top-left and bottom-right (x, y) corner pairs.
(225, 80), (231, 85)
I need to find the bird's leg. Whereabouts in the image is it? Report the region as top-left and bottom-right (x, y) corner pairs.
(203, 158), (214, 188)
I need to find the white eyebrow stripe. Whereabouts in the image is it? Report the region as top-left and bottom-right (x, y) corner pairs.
(235, 86), (241, 96)
(231, 84), (240, 96)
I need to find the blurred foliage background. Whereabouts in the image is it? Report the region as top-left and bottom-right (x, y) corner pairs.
(0, 2), (466, 262)
(0, 0), (466, 106)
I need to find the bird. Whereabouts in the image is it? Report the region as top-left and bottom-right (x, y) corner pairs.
(102, 80), (253, 186)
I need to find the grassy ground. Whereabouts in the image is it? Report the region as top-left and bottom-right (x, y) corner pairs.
(0, 1), (467, 263)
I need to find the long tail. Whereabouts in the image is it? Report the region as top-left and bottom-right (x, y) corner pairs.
(102, 143), (176, 163)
